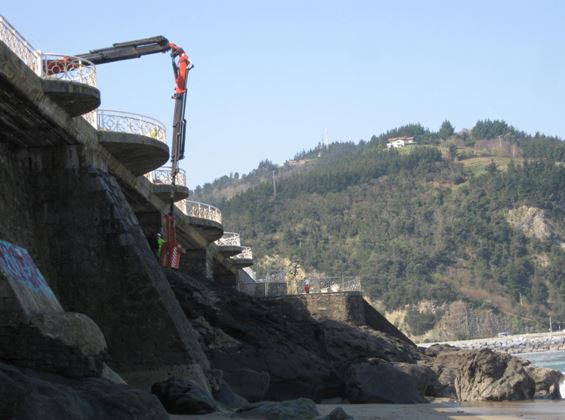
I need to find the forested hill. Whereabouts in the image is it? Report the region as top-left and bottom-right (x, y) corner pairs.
(193, 120), (565, 340)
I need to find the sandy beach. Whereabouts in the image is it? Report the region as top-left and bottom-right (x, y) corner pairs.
(171, 400), (565, 420)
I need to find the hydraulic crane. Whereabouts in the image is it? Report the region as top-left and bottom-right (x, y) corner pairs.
(47, 36), (194, 268)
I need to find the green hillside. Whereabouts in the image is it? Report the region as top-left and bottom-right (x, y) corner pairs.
(194, 120), (565, 338)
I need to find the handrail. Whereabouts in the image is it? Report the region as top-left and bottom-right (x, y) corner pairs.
(233, 246), (253, 260)
(147, 167), (187, 186)
(40, 53), (96, 87)
(176, 199), (222, 225)
(215, 232), (241, 247)
(96, 109), (167, 143)
(0, 15), (41, 74)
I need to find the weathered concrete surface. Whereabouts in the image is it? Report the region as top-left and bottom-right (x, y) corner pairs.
(153, 184), (190, 202)
(99, 131), (169, 176)
(0, 240), (63, 325)
(27, 145), (209, 375)
(42, 79), (100, 116)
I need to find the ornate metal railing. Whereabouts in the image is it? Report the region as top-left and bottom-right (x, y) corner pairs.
(96, 109), (167, 143)
(147, 167), (187, 186)
(176, 200), (222, 224)
(233, 246), (253, 260)
(0, 15), (41, 74)
(215, 232), (241, 247)
(40, 53), (96, 87)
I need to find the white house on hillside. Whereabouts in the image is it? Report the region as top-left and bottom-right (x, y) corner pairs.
(386, 136), (416, 149)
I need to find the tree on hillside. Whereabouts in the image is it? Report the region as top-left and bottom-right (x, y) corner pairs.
(471, 119), (512, 140)
(439, 120), (455, 139)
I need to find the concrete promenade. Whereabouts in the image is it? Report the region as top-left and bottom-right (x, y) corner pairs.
(419, 331), (565, 354)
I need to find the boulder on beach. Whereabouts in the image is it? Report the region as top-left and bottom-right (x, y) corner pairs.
(0, 361), (168, 420)
(344, 358), (428, 403)
(233, 397), (319, 419)
(524, 364), (563, 399)
(454, 349), (535, 401)
(151, 376), (216, 415)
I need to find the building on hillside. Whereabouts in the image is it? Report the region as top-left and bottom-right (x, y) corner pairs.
(386, 136), (416, 149)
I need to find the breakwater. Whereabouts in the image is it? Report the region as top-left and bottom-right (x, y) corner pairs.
(419, 331), (565, 354)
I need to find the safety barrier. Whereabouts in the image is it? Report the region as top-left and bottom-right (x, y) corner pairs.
(237, 280), (287, 297)
(215, 232), (241, 247)
(1, 16), (98, 127)
(40, 53), (96, 87)
(290, 276), (362, 294)
(233, 246), (253, 260)
(147, 167), (187, 186)
(0, 15), (41, 74)
(176, 200), (222, 225)
(96, 109), (167, 143)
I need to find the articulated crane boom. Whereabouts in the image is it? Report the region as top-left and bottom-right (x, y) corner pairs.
(52, 36), (194, 268)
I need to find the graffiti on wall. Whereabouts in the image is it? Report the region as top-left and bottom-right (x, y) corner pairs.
(0, 240), (56, 298)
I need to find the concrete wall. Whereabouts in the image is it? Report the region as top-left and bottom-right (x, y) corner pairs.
(20, 145), (209, 374)
(0, 240), (63, 326)
(263, 292), (414, 346)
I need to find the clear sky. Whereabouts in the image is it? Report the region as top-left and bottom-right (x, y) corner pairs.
(3, 1), (565, 187)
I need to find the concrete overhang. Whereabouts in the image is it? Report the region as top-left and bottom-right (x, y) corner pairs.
(185, 216), (223, 243)
(230, 258), (254, 268)
(98, 131), (169, 176)
(153, 184), (189, 203)
(41, 79), (100, 117)
(217, 245), (244, 257)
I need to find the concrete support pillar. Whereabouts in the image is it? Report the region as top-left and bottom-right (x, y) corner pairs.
(180, 248), (212, 280)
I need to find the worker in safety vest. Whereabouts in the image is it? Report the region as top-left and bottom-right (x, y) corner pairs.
(152, 233), (165, 258)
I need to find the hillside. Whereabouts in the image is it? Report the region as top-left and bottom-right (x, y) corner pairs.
(194, 120), (565, 341)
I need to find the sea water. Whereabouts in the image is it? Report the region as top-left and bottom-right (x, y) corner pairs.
(518, 350), (565, 397)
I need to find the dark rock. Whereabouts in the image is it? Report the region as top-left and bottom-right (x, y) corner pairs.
(213, 379), (248, 409)
(0, 361), (168, 420)
(454, 349), (535, 401)
(344, 359), (428, 403)
(233, 397), (319, 419)
(524, 364), (563, 399)
(320, 406), (353, 420)
(393, 362), (438, 397)
(166, 269), (420, 402)
(222, 368), (270, 402)
(151, 376), (216, 414)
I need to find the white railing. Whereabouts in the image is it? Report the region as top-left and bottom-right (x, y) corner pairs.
(40, 53), (96, 87)
(233, 246), (253, 260)
(147, 167), (187, 186)
(215, 232), (241, 247)
(0, 15), (41, 74)
(97, 109), (167, 143)
(176, 200), (222, 225)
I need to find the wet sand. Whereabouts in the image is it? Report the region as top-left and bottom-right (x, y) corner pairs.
(171, 400), (565, 419)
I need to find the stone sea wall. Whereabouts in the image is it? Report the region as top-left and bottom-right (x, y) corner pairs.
(421, 331), (565, 354)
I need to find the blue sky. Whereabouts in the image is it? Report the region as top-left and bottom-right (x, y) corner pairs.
(3, 1), (565, 187)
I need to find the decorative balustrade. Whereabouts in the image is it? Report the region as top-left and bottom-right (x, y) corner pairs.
(176, 200), (222, 225)
(233, 246), (253, 260)
(147, 167), (187, 186)
(40, 53), (96, 87)
(97, 109), (167, 143)
(215, 232), (241, 247)
(0, 15), (41, 74)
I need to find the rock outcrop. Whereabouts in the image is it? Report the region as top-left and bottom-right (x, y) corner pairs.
(166, 269), (421, 402)
(0, 362), (168, 420)
(421, 346), (562, 402)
